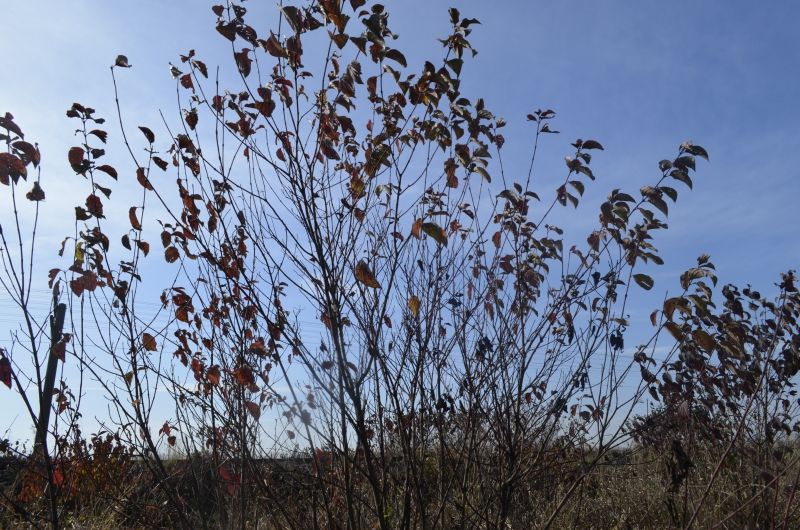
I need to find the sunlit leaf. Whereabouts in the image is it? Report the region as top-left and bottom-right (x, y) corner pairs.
(422, 222), (447, 246)
(355, 260), (380, 288)
(408, 295), (421, 318)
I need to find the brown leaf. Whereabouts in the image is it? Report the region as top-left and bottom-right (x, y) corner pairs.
(129, 207), (142, 230)
(86, 194), (104, 218)
(244, 400), (261, 420)
(138, 126), (155, 144)
(411, 218), (423, 239)
(234, 48), (252, 77)
(216, 21), (237, 42)
(96, 164), (118, 179)
(355, 260), (380, 289)
(422, 223), (448, 246)
(692, 329), (715, 352)
(165, 246), (180, 263)
(26, 182), (45, 201)
(136, 167), (153, 190)
(0, 153), (26, 185)
(492, 231), (501, 249)
(136, 240), (150, 256)
(68, 147), (84, 171)
(180, 73), (194, 90)
(207, 365), (221, 386)
(52, 340), (67, 362)
(115, 55), (131, 68)
(263, 34), (288, 58)
(13, 140), (39, 166)
(185, 108), (198, 130)
(142, 333), (157, 351)
(152, 156), (169, 171)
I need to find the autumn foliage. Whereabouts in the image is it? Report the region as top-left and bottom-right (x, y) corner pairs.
(0, 1), (798, 529)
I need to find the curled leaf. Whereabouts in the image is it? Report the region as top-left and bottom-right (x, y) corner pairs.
(138, 126), (155, 144)
(26, 182), (45, 201)
(422, 222), (447, 246)
(115, 54), (131, 68)
(355, 260), (380, 289)
(129, 207), (142, 230)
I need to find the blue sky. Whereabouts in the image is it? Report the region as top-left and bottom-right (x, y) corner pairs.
(1, 1), (798, 443)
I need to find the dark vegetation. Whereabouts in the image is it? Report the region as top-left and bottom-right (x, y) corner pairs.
(1, 1), (798, 528)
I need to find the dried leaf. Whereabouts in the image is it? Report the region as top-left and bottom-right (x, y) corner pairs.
(138, 126), (155, 144)
(408, 295), (421, 317)
(421, 222), (447, 246)
(244, 400), (261, 420)
(115, 54), (131, 68)
(142, 333), (158, 351)
(355, 260), (380, 289)
(129, 207), (142, 230)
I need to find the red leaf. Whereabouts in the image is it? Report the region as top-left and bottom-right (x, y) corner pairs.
(180, 73), (194, 90)
(0, 357), (12, 388)
(85, 194), (104, 218)
(218, 464), (240, 495)
(68, 147), (84, 170)
(52, 467), (65, 487)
